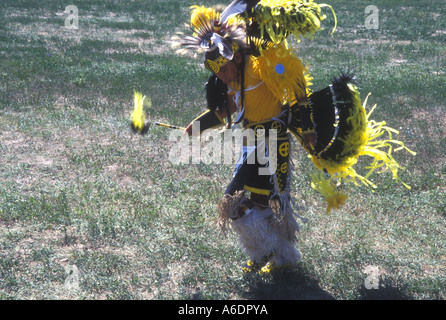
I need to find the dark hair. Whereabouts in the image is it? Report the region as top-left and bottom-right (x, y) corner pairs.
(234, 47), (246, 127)
(204, 42), (247, 128)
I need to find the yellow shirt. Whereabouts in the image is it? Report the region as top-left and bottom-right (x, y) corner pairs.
(227, 56), (282, 123)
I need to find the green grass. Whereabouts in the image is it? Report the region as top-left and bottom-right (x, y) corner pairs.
(0, 0), (445, 300)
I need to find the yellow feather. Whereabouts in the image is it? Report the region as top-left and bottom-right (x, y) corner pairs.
(189, 5), (220, 31)
(311, 172), (348, 213)
(131, 91), (149, 132)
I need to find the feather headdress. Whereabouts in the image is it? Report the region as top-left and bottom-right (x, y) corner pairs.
(174, 4), (248, 73)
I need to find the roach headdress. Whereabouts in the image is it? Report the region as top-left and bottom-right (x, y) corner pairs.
(175, 3), (249, 73)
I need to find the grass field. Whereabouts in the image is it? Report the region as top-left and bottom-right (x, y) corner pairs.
(0, 0), (445, 300)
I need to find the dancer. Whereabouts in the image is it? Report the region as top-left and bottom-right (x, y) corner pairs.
(163, 0), (415, 274)
(177, 0), (331, 274)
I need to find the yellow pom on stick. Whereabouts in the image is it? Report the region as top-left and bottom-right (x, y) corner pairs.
(130, 91), (151, 134)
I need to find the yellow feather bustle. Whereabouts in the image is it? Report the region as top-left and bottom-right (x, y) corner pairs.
(311, 84), (367, 177)
(310, 87), (416, 212)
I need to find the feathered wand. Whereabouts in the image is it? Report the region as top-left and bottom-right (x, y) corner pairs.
(130, 91), (186, 135)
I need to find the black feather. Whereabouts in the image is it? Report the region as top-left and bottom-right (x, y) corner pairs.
(130, 122), (150, 135)
(332, 71), (357, 87)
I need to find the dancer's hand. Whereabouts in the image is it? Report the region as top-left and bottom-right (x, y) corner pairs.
(184, 123), (193, 136)
(303, 131), (317, 152)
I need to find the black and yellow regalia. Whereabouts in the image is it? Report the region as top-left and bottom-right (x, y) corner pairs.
(170, 0), (414, 274)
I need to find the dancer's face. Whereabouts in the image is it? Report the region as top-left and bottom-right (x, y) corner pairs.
(216, 53), (241, 85)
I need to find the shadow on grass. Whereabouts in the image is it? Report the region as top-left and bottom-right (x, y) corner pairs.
(358, 277), (411, 300)
(241, 268), (335, 300)
(359, 286), (409, 300)
(241, 269), (412, 300)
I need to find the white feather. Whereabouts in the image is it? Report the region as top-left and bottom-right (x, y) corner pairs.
(210, 33), (234, 60)
(220, 0), (247, 23)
